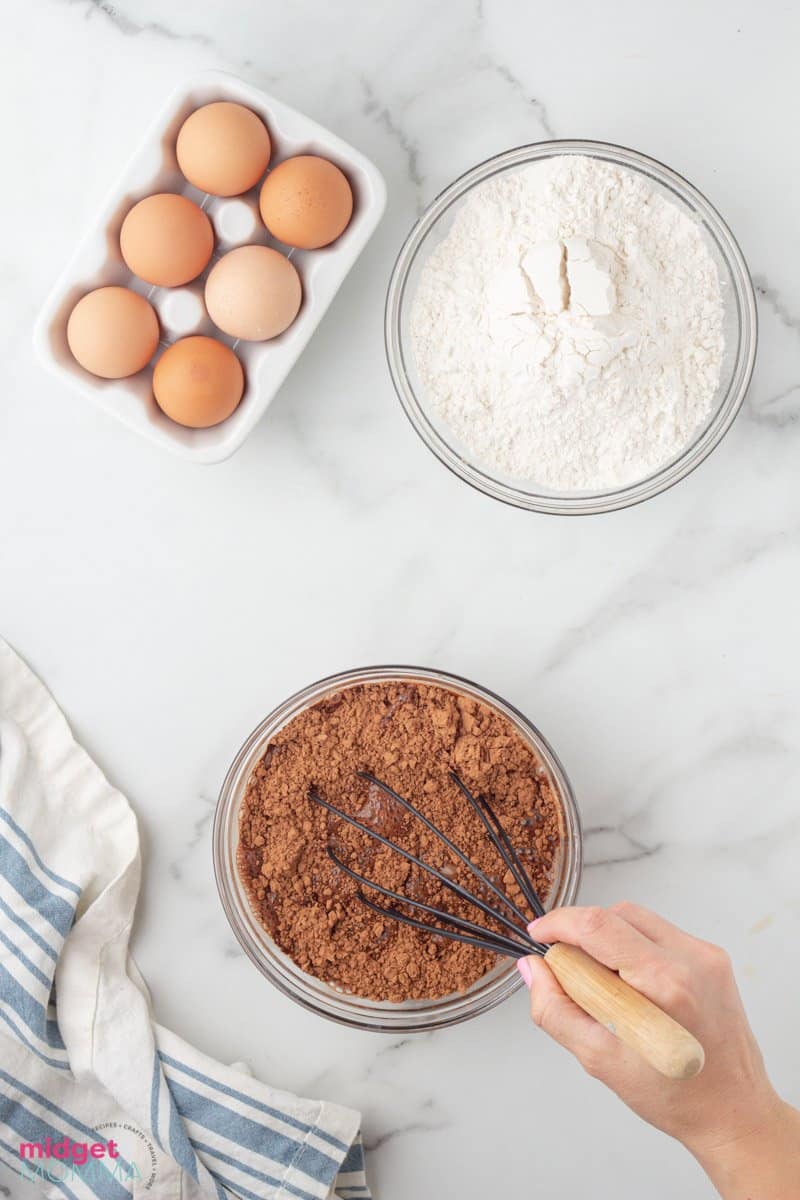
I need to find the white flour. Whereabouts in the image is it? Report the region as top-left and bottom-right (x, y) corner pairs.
(410, 155), (725, 491)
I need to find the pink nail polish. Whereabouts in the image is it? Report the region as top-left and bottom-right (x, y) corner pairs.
(516, 957), (533, 988)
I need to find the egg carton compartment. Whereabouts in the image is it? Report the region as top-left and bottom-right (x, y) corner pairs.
(211, 197), (263, 249)
(33, 70), (387, 463)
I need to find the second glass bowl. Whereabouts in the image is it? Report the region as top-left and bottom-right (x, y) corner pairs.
(385, 140), (757, 515)
(213, 665), (582, 1032)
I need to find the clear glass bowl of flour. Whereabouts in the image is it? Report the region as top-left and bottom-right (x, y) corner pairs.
(385, 140), (757, 515)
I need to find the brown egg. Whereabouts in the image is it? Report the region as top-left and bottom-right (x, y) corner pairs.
(153, 336), (244, 428)
(176, 102), (271, 197)
(204, 245), (302, 341)
(259, 155), (353, 249)
(120, 194), (214, 287)
(67, 286), (160, 379)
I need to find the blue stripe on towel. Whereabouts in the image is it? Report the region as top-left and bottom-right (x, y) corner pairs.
(0, 836), (75, 937)
(0, 894), (58, 962)
(0, 1099), (130, 1200)
(0, 1071), (135, 1178)
(290, 1130), (343, 1196)
(191, 1137), (319, 1200)
(167, 1078), (339, 1180)
(150, 1053), (162, 1149)
(212, 1170), (316, 1200)
(0, 808), (82, 896)
(0, 963), (65, 1047)
(338, 1141), (365, 1174)
(158, 1051), (349, 1152)
(0, 1008), (69, 1071)
(0, 1134), (81, 1200)
(47, 1018), (65, 1049)
(168, 1090), (199, 1181)
(0, 1144), (26, 1182)
(0, 926), (52, 989)
(0, 1068), (108, 1144)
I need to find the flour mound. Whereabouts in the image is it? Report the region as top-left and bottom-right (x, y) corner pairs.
(410, 155), (725, 492)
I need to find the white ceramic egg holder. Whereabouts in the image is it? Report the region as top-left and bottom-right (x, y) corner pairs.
(33, 70), (387, 463)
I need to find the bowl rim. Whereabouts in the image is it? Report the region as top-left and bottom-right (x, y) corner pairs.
(213, 664), (583, 1032)
(384, 138), (758, 515)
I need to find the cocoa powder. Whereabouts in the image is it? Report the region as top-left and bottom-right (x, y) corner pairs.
(237, 681), (564, 1002)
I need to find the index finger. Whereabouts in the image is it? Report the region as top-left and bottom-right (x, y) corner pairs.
(528, 906), (696, 1022)
(529, 905), (663, 973)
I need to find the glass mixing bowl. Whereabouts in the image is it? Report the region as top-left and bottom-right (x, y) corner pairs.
(213, 665), (582, 1031)
(385, 140), (757, 515)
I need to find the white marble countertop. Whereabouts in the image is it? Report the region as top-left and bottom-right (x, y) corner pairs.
(2, 2), (799, 1197)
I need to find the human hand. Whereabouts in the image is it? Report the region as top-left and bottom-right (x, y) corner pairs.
(517, 904), (800, 1199)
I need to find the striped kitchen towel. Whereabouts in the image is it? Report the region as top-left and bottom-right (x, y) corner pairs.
(0, 639), (370, 1200)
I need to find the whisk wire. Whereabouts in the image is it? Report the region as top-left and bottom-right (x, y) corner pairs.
(449, 773), (547, 920)
(309, 786), (532, 944)
(309, 771), (551, 960)
(356, 889), (533, 960)
(356, 772), (531, 926)
(327, 847), (536, 959)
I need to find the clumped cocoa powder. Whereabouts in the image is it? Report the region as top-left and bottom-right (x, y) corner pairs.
(237, 681), (564, 1002)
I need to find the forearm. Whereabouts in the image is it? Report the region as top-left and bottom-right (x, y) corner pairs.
(689, 1099), (800, 1200)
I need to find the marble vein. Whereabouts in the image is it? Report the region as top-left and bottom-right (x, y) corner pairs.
(583, 824), (663, 869)
(359, 75), (424, 206)
(363, 1116), (449, 1153)
(168, 795), (215, 882)
(79, 0), (215, 47)
(477, 55), (556, 139)
(745, 383), (800, 429)
(68, 0), (267, 76)
(598, 728), (798, 853)
(753, 274), (800, 338)
(541, 519), (800, 678)
(363, 1033), (434, 1080)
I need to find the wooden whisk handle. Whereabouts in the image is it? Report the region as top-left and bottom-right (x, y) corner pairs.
(543, 943), (705, 1080)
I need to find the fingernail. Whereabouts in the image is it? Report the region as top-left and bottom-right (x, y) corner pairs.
(516, 957), (533, 988)
(527, 918), (543, 935)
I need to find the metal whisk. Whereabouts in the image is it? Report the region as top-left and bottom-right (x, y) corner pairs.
(309, 770), (705, 1082)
